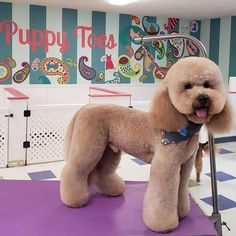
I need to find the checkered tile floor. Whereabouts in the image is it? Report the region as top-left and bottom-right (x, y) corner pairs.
(0, 142), (236, 235)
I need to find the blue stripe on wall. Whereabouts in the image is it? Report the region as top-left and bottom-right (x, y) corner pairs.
(229, 16), (236, 76)
(91, 11), (106, 84)
(143, 17), (156, 84)
(62, 8), (77, 84)
(209, 18), (220, 64)
(0, 2), (12, 84)
(167, 19), (179, 65)
(29, 5), (46, 84)
(118, 14), (132, 84)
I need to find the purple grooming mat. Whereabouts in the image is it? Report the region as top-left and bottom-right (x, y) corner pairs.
(0, 180), (217, 236)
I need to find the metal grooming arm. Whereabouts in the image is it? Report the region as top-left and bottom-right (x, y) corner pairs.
(134, 33), (222, 236)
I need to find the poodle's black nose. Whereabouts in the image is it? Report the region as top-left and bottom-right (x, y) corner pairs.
(197, 95), (209, 105)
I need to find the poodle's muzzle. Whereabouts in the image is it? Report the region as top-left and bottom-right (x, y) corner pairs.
(194, 94), (210, 118)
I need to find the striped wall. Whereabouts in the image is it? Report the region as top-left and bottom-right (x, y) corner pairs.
(0, 2), (199, 85)
(200, 16), (236, 84)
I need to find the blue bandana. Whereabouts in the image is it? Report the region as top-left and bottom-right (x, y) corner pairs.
(160, 121), (202, 145)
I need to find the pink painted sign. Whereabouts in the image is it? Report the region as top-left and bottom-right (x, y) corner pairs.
(0, 20), (117, 53)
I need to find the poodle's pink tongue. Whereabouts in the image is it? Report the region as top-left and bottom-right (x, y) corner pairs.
(196, 108), (208, 118)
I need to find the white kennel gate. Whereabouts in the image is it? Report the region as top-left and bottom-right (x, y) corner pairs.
(26, 99), (150, 164)
(26, 104), (82, 164)
(0, 107), (8, 168)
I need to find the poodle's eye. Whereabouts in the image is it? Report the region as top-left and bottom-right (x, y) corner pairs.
(184, 83), (192, 90)
(203, 81), (211, 88)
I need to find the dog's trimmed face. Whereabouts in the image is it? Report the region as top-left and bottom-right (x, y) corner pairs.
(164, 57), (227, 124)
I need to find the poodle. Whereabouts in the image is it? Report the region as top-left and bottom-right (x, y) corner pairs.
(60, 57), (233, 233)
(194, 141), (219, 183)
(195, 142), (209, 182)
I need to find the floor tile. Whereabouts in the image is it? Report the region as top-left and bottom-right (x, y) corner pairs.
(28, 170), (56, 180)
(188, 179), (200, 187)
(201, 195), (236, 211)
(131, 158), (148, 165)
(218, 148), (234, 154)
(205, 171), (236, 182)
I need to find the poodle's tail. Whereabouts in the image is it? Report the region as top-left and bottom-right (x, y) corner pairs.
(64, 110), (80, 161)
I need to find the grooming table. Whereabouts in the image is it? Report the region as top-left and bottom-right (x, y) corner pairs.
(0, 180), (217, 236)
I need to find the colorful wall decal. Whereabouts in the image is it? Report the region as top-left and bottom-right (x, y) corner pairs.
(164, 18), (179, 31)
(38, 75), (51, 84)
(98, 71), (104, 81)
(40, 57), (70, 84)
(152, 41), (165, 60)
(31, 58), (40, 71)
(78, 56), (96, 80)
(13, 62), (30, 83)
(134, 46), (149, 61)
(101, 54), (115, 71)
(153, 66), (169, 80)
(189, 21), (199, 33)
(142, 16), (160, 35)
(186, 40), (200, 56)
(117, 55), (141, 78)
(126, 45), (134, 57)
(66, 58), (77, 67)
(0, 62), (11, 83)
(153, 59), (174, 80)
(105, 72), (121, 84)
(119, 26), (145, 45)
(139, 74), (148, 82)
(131, 15), (140, 25)
(182, 21), (199, 34)
(144, 53), (153, 71)
(168, 35), (185, 59)
(5, 56), (16, 68)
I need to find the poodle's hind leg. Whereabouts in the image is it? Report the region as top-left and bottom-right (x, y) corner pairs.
(60, 143), (106, 208)
(195, 143), (203, 183)
(91, 145), (125, 197)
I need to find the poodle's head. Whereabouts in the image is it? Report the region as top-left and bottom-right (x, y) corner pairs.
(160, 57), (233, 133)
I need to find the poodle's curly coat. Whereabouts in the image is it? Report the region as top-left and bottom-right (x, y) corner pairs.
(60, 57), (233, 232)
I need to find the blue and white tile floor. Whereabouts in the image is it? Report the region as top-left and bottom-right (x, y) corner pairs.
(0, 142), (236, 235)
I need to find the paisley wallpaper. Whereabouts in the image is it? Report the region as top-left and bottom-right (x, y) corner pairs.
(0, 2), (201, 85)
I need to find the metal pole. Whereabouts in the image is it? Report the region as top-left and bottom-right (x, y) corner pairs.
(133, 33), (207, 57)
(209, 134), (223, 235)
(134, 33), (222, 235)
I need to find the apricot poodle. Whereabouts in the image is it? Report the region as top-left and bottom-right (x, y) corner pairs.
(60, 57), (233, 232)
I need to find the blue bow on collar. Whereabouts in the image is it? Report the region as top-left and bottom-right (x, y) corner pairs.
(160, 121), (202, 145)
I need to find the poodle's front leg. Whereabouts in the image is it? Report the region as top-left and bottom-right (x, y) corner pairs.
(178, 155), (195, 219)
(143, 155), (181, 232)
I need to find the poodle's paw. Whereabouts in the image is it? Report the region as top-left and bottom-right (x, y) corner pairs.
(143, 211), (178, 233)
(96, 174), (125, 196)
(60, 190), (89, 208)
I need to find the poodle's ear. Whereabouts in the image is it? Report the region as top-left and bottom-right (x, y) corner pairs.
(149, 86), (187, 132)
(206, 99), (234, 134)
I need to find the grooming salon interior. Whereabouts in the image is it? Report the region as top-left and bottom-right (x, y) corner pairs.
(0, 0), (236, 235)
